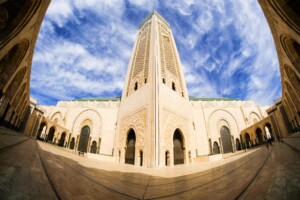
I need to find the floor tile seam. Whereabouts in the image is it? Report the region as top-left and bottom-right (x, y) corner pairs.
(39, 145), (142, 200)
(54, 156), (151, 187)
(0, 133), (25, 137)
(143, 151), (268, 199)
(142, 174), (153, 199)
(0, 138), (31, 153)
(147, 149), (265, 187)
(234, 147), (273, 200)
(282, 141), (300, 154)
(35, 141), (61, 200)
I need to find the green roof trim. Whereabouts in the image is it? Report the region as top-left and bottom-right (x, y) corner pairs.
(189, 96), (237, 101)
(75, 97), (121, 102)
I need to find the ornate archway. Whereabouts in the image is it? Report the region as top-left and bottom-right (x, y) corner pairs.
(173, 129), (185, 165)
(125, 129), (136, 165)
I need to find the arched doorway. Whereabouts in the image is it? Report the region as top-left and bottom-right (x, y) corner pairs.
(78, 125), (90, 153)
(173, 129), (185, 165)
(256, 128), (263, 144)
(69, 137), (75, 149)
(47, 127), (55, 143)
(265, 123), (274, 139)
(59, 132), (66, 147)
(220, 126), (233, 153)
(245, 133), (251, 148)
(37, 122), (46, 140)
(125, 129), (136, 165)
(165, 151), (170, 166)
(213, 141), (220, 154)
(90, 141), (97, 153)
(236, 138), (241, 150)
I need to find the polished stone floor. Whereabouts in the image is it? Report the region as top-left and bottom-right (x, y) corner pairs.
(0, 127), (299, 200)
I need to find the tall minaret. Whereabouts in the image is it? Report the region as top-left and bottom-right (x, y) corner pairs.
(115, 11), (194, 167)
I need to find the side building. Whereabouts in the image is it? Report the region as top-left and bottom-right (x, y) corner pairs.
(258, 0), (300, 132)
(0, 0), (50, 130)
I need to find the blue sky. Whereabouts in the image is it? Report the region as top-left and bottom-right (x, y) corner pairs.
(31, 0), (281, 106)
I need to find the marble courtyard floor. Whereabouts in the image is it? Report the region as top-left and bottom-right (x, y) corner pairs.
(0, 127), (299, 200)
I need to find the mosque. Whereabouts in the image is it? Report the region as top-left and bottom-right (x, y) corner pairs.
(0, 0), (299, 168)
(32, 12), (272, 168)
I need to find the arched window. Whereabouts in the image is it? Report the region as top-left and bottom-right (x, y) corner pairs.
(172, 82), (176, 91)
(134, 82), (138, 91)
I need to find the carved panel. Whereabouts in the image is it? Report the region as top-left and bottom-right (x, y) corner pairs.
(118, 109), (146, 149)
(162, 109), (190, 150)
(208, 109), (240, 138)
(72, 109), (102, 137)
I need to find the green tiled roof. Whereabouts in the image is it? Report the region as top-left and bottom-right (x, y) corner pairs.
(76, 97), (121, 102)
(189, 96), (237, 101)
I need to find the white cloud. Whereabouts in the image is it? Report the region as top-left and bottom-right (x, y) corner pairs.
(46, 0), (73, 27)
(31, 0), (281, 106)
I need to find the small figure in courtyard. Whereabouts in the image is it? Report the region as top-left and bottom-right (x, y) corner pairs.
(265, 126), (273, 147)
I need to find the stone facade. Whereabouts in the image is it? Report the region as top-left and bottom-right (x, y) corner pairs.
(36, 97), (271, 167)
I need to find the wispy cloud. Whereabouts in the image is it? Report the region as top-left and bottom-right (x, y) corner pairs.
(31, 0), (281, 106)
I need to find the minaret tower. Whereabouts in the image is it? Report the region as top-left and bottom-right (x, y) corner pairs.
(115, 11), (194, 167)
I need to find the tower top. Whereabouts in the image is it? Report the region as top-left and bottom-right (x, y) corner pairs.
(139, 10), (170, 29)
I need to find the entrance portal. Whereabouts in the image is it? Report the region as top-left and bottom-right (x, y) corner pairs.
(78, 126), (90, 153)
(125, 129), (136, 165)
(173, 129), (184, 165)
(220, 126), (233, 153)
